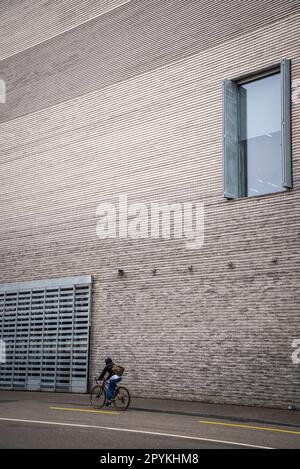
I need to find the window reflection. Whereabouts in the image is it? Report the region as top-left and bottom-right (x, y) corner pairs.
(239, 73), (283, 196)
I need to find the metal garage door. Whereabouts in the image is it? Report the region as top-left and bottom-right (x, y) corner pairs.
(0, 275), (92, 393)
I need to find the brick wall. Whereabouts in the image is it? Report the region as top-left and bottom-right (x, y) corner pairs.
(0, 0), (299, 407)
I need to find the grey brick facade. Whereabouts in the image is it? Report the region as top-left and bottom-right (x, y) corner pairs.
(0, 0), (299, 408)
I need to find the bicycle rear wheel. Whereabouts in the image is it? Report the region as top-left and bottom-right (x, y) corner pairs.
(112, 386), (130, 411)
(90, 384), (106, 409)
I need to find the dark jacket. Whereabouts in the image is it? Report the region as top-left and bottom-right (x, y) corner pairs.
(99, 362), (114, 380)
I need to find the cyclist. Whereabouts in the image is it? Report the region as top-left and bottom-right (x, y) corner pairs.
(98, 357), (122, 406)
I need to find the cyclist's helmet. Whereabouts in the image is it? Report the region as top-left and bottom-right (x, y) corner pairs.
(105, 357), (113, 365)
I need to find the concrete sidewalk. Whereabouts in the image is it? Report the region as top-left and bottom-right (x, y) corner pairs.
(130, 397), (300, 428)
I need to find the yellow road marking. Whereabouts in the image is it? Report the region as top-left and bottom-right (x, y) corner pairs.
(199, 420), (300, 436)
(49, 406), (120, 415)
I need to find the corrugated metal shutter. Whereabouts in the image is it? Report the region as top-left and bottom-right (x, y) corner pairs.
(281, 58), (293, 189)
(0, 275), (92, 393)
(223, 79), (240, 199)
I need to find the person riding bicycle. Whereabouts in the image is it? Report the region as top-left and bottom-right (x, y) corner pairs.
(98, 357), (122, 406)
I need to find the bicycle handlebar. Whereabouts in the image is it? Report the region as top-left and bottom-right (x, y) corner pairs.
(94, 376), (107, 384)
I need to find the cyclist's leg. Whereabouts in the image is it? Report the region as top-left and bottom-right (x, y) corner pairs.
(107, 376), (122, 403)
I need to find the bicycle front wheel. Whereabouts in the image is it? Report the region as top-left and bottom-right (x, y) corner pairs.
(90, 384), (106, 409)
(112, 386), (130, 411)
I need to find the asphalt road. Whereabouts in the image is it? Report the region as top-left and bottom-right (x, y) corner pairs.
(0, 391), (299, 449)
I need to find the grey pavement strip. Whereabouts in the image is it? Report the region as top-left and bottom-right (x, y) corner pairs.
(129, 406), (300, 429)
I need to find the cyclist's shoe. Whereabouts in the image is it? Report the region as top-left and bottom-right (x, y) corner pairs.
(105, 401), (112, 407)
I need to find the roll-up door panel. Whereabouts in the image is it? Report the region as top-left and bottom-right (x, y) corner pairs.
(0, 276), (92, 393)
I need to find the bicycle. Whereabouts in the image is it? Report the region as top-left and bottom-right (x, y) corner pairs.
(90, 377), (131, 411)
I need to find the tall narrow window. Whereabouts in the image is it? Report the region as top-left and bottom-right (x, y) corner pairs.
(223, 60), (292, 199)
(240, 73), (282, 197)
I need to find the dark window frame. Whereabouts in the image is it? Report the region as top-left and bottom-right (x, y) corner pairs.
(223, 59), (292, 200)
